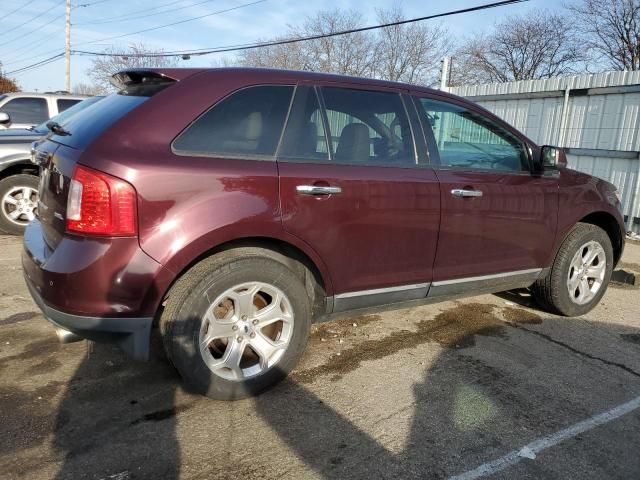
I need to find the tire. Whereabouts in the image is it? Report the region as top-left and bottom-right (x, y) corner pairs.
(160, 248), (312, 400)
(0, 174), (39, 236)
(532, 222), (613, 316)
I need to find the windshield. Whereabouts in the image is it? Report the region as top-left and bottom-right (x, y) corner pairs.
(34, 96), (104, 134)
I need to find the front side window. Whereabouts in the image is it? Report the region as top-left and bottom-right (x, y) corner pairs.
(173, 85), (294, 158)
(321, 87), (415, 166)
(0, 97), (48, 124)
(415, 98), (528, 172)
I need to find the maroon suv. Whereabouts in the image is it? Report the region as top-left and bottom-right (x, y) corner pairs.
(23, 68), (625, 400)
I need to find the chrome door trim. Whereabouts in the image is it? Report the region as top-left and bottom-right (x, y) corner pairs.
(431, 268), (542, 286)
(335, 282), (431, 299)
(326, 269), (544, 316)
(332, 282), (430, 313)
(429, 268), (543, 299)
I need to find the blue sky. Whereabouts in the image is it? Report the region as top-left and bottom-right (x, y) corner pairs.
(1, 0), (562, 92)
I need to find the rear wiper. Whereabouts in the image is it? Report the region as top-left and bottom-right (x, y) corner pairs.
(46, 121), (71, 136)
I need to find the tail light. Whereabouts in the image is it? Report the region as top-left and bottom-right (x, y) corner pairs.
(66, 165), (137, 236)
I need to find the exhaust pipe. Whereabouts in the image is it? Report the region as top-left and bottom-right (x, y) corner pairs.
(55, 327), (82, 344)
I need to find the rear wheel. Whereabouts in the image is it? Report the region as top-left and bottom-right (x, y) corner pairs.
(160, 249), (312, 400)
(532, 223), (613, 316)
(0, 174), (39, 236)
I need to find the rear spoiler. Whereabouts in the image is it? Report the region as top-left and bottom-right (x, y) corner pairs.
(110, 68), (201, 95)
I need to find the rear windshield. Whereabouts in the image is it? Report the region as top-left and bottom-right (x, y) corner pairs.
(49, 93), (148, 149)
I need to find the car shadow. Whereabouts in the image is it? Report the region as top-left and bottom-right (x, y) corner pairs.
(51, 331), (184, 479)
(493, 288), (542, 309)
(47, 303), (640, 479)
(252, 307), (640, 478)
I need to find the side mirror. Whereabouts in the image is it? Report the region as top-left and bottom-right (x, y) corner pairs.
(0, 112), (10, 126)
(541, 145), (567, 169)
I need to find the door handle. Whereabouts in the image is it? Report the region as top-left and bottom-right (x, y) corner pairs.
(451, 188), (483, 198)
(296, 185), (342, 195)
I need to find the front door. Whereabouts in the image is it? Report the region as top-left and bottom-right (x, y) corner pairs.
(278, 85), (440, 309)
(413, 96), (559, 295)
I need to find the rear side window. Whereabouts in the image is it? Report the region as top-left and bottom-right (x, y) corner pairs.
(415, 98), (528, 172)
(173, 86), (294, 158)
(279, 86), (329, 161)
(321, 87), (415, 166)
(0, 97), (48, 124)
(57, 98), (81, 113)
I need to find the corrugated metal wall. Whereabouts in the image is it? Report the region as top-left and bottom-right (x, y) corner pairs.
(447, 71), (640, 231)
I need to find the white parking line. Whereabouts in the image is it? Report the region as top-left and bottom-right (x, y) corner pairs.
(449, 395), (640, 480)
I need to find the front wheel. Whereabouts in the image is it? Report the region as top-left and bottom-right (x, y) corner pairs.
(0, 174), (39, 235)
(532, 223), (613, 316)
(160, 249), (312, 400)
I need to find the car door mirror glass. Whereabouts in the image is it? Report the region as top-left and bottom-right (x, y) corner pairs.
(541, 145), (567, 169)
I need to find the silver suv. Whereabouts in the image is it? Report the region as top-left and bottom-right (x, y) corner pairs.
(0, 91), (87, 130)
(0, 96), (103, 235)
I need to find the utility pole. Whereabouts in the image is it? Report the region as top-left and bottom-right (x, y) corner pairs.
(65, 0), (71, 92)
(439, 56), (451, 91)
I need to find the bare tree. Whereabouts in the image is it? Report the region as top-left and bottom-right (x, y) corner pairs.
(236, 38), (309, 71)
(567, 0), (640, 70)
(373, 6), (450, 85)
(238, 9), (374, 76)
(237, 7), (450, 85)
(296, 9), (374, 76)
(452, 10), (585, 85)
(72, 82), (103, 96)
(87, 43), (181, 93)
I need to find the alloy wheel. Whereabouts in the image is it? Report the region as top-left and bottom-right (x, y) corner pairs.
(566, 240), (606, 305)
(1, 186), (38, 227)
(199, 282), (294, 381)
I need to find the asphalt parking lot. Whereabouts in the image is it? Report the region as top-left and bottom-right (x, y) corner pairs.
(1, 235), (640, 480)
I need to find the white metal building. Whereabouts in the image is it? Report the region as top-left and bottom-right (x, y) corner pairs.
(446, 71), (640, 232)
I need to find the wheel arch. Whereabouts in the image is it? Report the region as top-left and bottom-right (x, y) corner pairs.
(0, 160), (38, 179)
(157, 236), (331, 321)
(578, 211), (624, 266)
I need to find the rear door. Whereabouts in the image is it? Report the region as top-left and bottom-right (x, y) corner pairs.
(412, 95), (559, 295)
(278, 85), (440, 310)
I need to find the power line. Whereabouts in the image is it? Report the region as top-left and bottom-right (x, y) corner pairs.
(77, 0), (218, 25)
(74, 0), (267, 46)
(4, 53), (65, 76)
(76, 0), (528, 58)
(0, 1), (64, 39)
(1, 13), (66, 48)
(75, 0), (199, 25)
(5, 0), (528, 79)
(5, 0), (38, 20)
(1, 29), (63, 66)
(73, 0), (116, 7)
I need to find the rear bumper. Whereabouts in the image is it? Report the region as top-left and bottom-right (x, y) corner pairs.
(25, 277), (153, 360)
(22, 219), (174, 360)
